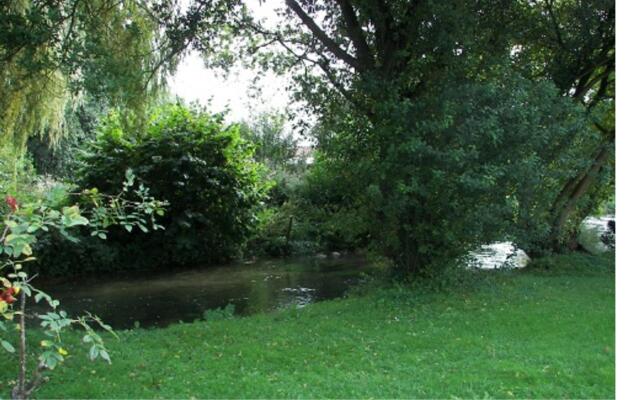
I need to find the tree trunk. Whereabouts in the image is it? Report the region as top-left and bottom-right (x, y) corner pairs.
(285, 216), (293, 246)
(549, 143), (612, 250)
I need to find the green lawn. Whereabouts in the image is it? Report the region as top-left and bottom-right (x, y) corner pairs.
(1, 252), (614, 398)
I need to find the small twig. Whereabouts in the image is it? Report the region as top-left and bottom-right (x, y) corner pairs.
(1, 218), (12, 242)
(11, 290), (28, 399)
(24, 362), (50, 398)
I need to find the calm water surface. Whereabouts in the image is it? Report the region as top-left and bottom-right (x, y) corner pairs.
(36, 255), (377, 329)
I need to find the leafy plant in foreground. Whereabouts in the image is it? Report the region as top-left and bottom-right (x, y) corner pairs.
(1, 170), (167, 399)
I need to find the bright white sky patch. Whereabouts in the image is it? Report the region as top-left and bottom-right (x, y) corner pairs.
(168, 1), (291, 123)
(168, 53), (290, 122)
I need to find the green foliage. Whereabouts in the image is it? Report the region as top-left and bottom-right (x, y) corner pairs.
(0, 144), (38, 202)
(1, 171), (166, 398)
(290, 157), (368, 252)
(315, 72), (598, 276)
(72, 104), (268, 272)
(26, 97), (107, 179)
(596, 194), (615, 216)
(0, 0), (188, 147)
(512, 0), (614, 113)
(508, 0), (615, 250)
(0, 143), (70, 213)
(236, 110), (335, 257)
(238, 112), (300, 172)
(215, 0), (615, 260)
(202, 304), (236, 322)
(246, 155), (369, 258)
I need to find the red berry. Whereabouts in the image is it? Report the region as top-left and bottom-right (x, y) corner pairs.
(5, 195), (18, 212)
(0, 288), (16, 303)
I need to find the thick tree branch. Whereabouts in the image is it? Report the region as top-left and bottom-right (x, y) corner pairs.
(315, 57), (357, 107)
(369, 0), (390, 56)
(244, 20), (369, 117)
(544, 0), (566, 50)
(573, 56), (614, 103)
(587, 62), (614, 110)
(335, 0), (374, 67)
(551, 142), (612, 247)
(285, 0), (362, 71)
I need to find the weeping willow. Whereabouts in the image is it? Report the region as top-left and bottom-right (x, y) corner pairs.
(0, 68), (70, 148)
(0, 0), (178, 150)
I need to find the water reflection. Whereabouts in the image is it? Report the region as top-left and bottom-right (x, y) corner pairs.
(468, 215), (615, 270)
(468, 242), (530, 270)
(578, 214), (615, 254)
(35, 255), (375, 329)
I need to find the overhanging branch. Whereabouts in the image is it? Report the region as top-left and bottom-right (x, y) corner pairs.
(285, 0), (362, 72)
(335, 0), (374, 68)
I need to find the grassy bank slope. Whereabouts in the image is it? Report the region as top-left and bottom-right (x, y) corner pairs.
(1, 252), (614, 398)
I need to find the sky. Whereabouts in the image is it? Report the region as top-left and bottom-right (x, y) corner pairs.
(167, 1), (292, 123)
(167, 54), (291, 122)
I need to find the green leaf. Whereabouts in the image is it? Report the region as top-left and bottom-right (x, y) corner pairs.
(89, 345), (99, 361)
(61, 206), (90, 227)
(22, 244), (33, 256)
(99, 350), (111, 363)
(35, 292), (45, 303)
(44, 352), (59, 369)
(1, 340), (15, 353)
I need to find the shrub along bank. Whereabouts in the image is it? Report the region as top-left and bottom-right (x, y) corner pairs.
(33, 104), (269, 275)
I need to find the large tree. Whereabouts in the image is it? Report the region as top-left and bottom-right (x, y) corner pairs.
(228, 0), (613, 256)
(247, 1), (513, 112)
(205, 0), (597, 273)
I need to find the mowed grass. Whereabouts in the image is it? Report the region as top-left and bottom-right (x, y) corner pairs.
(0, 252), (614, 398)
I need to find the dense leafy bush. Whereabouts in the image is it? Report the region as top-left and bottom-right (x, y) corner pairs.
(290, 157), (369, 251)
(66, 104), (268, 271)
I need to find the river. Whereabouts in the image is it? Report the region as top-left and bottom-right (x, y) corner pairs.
(34, 215), (613, 329)
(35, 254), (378, 329)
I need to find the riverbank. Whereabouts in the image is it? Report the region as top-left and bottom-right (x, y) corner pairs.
(1, 252), (614, 398)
